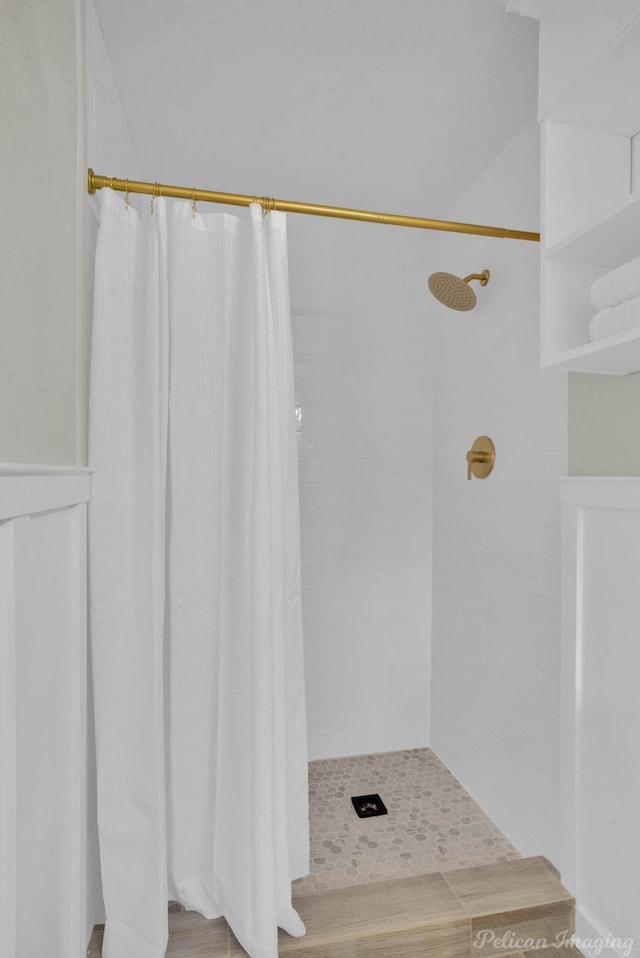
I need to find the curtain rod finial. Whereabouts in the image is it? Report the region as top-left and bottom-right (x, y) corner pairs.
(88, 168), (96, 194)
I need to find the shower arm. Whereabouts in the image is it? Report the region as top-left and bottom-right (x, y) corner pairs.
(462, 271), (491, 286)
(87, 170), (540, 243)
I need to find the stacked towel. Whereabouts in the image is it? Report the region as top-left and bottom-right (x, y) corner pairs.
(589, 256), (640, 341)
(591, 256), (640, 310)
(589, 294), (640, 341)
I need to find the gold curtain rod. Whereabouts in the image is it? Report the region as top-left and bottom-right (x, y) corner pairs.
(87, 169), (540, 243)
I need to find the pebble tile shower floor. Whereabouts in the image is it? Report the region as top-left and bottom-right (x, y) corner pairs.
(292, 747), (520, 896)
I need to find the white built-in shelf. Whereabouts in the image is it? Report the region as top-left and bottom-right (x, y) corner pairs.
(542, 325), (640, 374)
(540, 10), (640, 373)
(545, 193), (640, 268)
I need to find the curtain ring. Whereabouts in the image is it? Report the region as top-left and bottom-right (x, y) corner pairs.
(124, 178), (130, 209)
(192, 187), (197, 218)
(150, 182), (159, 214)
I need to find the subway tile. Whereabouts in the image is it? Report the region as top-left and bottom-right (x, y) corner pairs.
(296, 376), (363, 408)
(291, 304), (350, 331)
(304, 430), (371, 459)
(306, 705), (368, 737)
(301, 578), (429, 617)
(369, 333), (433, 363)
(329, 406), (375, 433)
(368, 431), (433, 460)
(334, 406), (431, 436)
(510, 553), (560, 602)
(298, 459), (335, 483)
(301, 505), (372, 535)
(305, 595), (428, 635)
(365, 309), (434, 338)
(290, 218), (436, 758)
(294, 328), (370, 358)
(302, 606), (342, 637)
(402, 459), (434, 483)
(297, 406), (336, 432)
(372, 483), (432, 509)
(300, 533), (364, 561)
(505, 621), (560, 677)
(307, 730), (373, 761)
(350, 721), (431, 758)
(305, 654), (429, 694)
(360, 531), (431, 559)
(328, 457), (404, 484)
(302, 554), (429, 589)
(303, 628), (429, 663)
(370, 505), (431, 535)
(300, 482), (375, 511)
(367, 355), (434, 390)
(371, 378), (433, 410)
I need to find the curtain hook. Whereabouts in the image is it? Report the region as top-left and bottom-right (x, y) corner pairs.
(192, 187), (197, 218)
(124, 178), (130, 209)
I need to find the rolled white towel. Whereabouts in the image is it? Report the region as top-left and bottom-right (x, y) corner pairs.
(590, 256), (640, 311)
(589, 293), (640, 341)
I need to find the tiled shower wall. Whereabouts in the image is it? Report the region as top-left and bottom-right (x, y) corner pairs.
(430, 120), (567, 865)
(288, 215), (435, 760)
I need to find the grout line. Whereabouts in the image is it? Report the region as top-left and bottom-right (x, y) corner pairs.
(442, 868), (468, 913)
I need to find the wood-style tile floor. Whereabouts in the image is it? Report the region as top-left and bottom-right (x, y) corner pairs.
(88, 857), (578, 958)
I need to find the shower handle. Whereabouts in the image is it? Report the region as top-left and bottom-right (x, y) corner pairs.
(466, 436), (496, 480)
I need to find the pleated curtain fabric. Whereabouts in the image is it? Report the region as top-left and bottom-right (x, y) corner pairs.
(89, 189), (309, 958)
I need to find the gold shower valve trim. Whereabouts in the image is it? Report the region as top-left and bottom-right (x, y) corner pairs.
(466, 436), (495, 481)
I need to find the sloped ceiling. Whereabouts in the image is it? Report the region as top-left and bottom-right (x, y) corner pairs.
(93, 0), (538, 217)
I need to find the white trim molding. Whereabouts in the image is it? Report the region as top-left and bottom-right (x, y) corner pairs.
(561, 478), (640, 957)
(0, 519), (17, 958)
(0, 465), (91, 958)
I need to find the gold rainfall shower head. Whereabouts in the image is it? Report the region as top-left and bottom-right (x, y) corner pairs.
(427, 269), (491, 311)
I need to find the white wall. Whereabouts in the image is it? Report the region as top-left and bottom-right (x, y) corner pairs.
(85, 0), (139, 182)
(430, 120), (567, 865)
(538, 0), (640, 118)
(290, 214), (435, 760)
(84, 0), (140, 933)
(0, 0), (84, 465)
(0, 467), (91, 958)
(569, 372), (640, 476)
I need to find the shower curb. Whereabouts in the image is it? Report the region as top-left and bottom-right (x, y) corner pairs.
(89, 856), (579, 957)
(263, 856), (576, 958)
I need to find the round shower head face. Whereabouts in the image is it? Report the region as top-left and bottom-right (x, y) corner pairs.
(428, 272), (477, 311)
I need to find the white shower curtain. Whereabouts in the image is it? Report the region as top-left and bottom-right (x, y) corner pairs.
(89, 189), (309, 958)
